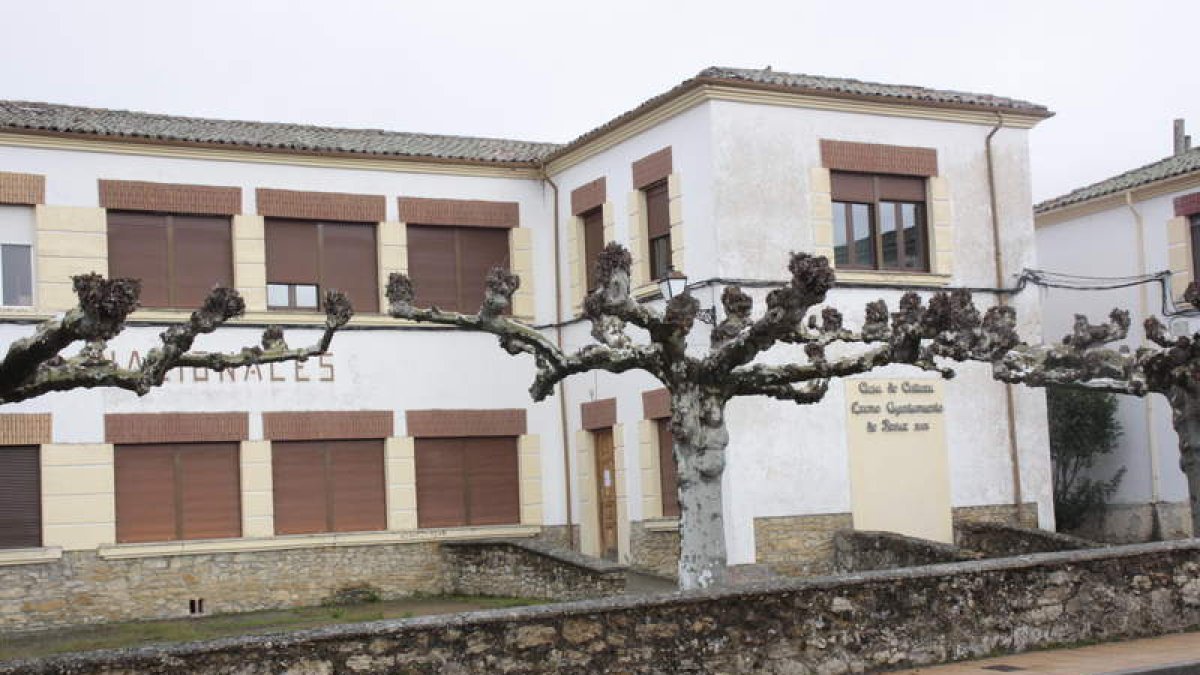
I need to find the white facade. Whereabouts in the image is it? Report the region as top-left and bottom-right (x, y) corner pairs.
(0, 72), (1054, 571)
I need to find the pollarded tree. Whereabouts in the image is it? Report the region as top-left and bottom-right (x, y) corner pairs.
(994, 283), (1200, 535)
(387, 243), (1018, 589)
(0, 274), (353, 404)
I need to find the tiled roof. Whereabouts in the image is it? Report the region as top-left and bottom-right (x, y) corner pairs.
(1035, 148), (1200, 213)
(0, 67), (1051, 166)
(0, 100), (562, 164)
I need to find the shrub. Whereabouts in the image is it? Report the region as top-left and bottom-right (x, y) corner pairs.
(1046, 385), (1125, 531)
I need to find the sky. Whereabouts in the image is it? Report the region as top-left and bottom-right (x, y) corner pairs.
(0, 0), (1194, 203)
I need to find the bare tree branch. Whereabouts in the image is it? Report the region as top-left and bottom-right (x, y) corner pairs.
(0, 275), (353, 404)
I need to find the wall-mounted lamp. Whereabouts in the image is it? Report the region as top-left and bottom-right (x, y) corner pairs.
(657, 268), (716, 325)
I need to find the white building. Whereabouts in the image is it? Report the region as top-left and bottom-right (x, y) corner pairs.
(1036, 121), (1200, 542)
(0, 67), (1054, 627)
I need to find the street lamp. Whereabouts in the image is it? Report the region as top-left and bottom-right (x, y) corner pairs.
(657, 267), (715, 325)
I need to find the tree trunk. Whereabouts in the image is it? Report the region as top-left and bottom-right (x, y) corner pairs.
(671, 388), (729, 590)
(1169, 385), (1200, 536)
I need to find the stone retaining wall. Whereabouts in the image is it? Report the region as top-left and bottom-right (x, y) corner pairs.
(442, 539), (625, 600)
(956, 521), (1100, 558)
(9, 540), (1200, 674)
(629, 521), (679, 578)
(833, 529), (981, 572)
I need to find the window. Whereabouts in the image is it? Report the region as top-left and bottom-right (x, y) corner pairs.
(406, 225), (509, 313)
(0, 206), (34, 306)
(265, 218), (379, 313)
(656, 420), (680, 518)
(107, 212), (233, 309)
(414, 436), (519, 528)
(0, 446), (40, 548)
(831, 172), (928, 271)
(272, 439), (386, 535)
(1191, 215), (1200, 278)
(644, 180), (671, 281)
(114, 443), (241, 543)
(581, 207), (605, 292)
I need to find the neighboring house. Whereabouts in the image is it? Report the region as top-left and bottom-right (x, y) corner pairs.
(0, 66), (1054, 629)
(1036, 121), (1200, 542)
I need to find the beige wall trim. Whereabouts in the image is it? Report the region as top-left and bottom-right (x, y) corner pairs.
(232, 214), (267, 312)
(0, 132), (544, 180)
(581, 398), (617, 431)
(928, 176), (955, 276)
(639, 419), (663, 520)
(40, 443), (116, 551)
(510, 227), (535, 319)
(240, 441), (273, 538)
(810, 168), (836, 264)
(378, 221), (407, 313)
(97, 524), (541, 560)
(98, 179), (241, 216)
(834, 270), (952, 287)
(628, 190), (649, 288)
(0, 413), (51, 445)
(518, 434), (544, 526)
(398, 196), (519, 229)
(0, 547), (62, 566)
(613, 423), (629, 563)
(35, 205), (107, 313)
(642, 517), (679, 532)
(405, 409), (527, 438)
(1168, 216), (1194, 302)
(0, 171), (45, 205)
(257, 188), (386, 223)
(385, 437), (417, 531)
(262, 411), (393, 441)
(668, 173), (685, 274)
(575, 430), (599, 556)
(570, 177), (606, 216)
(105, 412), (250, 444)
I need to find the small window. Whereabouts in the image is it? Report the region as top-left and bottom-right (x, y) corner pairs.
(0, 206), (35, 307)
(265, 219), (379, 313)
(656, 419), (680, 518)
(0, 446), (41, 549)
(644, 180), (671, 280)
(831, 172), (928, 272)
(414, 436), (519, 528)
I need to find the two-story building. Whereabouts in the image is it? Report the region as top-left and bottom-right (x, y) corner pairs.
(1036, 121), (1200, 542)
(0, 66), (1054, 630)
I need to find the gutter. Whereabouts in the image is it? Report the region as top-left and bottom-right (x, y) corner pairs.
(539, 164), (576, 551)
(985, 113), (1026, 522)
(1125, 191), (1163, 527)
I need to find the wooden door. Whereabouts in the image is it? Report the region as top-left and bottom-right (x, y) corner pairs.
(593, 428), (618, 561)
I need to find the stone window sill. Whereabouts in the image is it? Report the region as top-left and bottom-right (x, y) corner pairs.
(833, 270), (951, 287)
(98, 524), (541, 560)
(0, 546), (63, 566)
(643, 517), (680, 532)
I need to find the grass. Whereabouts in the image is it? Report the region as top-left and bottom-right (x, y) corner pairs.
(0, 594), (542, 661)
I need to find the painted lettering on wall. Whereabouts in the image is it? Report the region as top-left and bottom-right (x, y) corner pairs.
(848, 379), (943, 434)
(108, 351), (335, 384)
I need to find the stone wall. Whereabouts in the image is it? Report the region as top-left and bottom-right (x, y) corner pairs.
(952, 502), (1039, 528)
(629, 521), (679, 578)
(956, 522), (1100, 558)
(442, 539), (625, 601)
(833, 529), (980, 573)
(1074, 501), (1194, 544)
(753, 512), (852, 576)
(11, 540), (1200, 674)
(0, 537), (624, 633)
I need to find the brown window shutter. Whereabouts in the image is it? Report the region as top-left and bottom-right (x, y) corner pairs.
(172, 215), (234, 308)
(877, 175), (927, 202)
(0, 446), (40, 549)
(115, 445), (177, 544)
(415, 438), (467, 528)
(406, 225), (460, 311)
(178, 443), (241, 540)
(321, 222), (379, 313)
(657, 420), (680, 518)
(107, 212), (170, 308)
(329, 440), (387, 532)
(456, 227), (510, 312)
(265, 219), (320, 284)
(272, 441), (328, 535)
(465, 437), (520, 526)
(830, 173), (875, 203)
(644, 182), (670, 240)
(582, 208), (605, 291)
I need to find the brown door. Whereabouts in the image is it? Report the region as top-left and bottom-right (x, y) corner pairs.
(593, 428), (618, 561)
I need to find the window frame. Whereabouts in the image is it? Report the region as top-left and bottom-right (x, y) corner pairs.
(271, 439), (387, 536)
(106, 211), (235, 310)
(1190, 214), (1200, 280)
(264, 218), (379, 313)
(656, 419), (680, 519)
(414, 435), (520, 529)
(0, 205), (35, 308)
(580, 206), (605, 293)
(114, 442), (242, 544)
(831, 172), (930, 273)
(404, 224), (511, 314)
(0, 445), (41, 549)
(643, 179), (672, 281)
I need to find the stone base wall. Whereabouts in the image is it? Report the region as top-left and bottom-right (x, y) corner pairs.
(956, 522), (1099, 558)
(534, 524), (579, 550)
(1073, 501), (1194, 544)
(952, 502), (1039, 528)
(442, 539), (625, 601)
(753, 513), (853, 576)
(1, 543), (444, 633)
(628, 521), (679, 578)
(833, 530), (980, 573)
(15, 540), (1200, 674)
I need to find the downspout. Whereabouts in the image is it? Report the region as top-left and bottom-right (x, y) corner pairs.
(539, 164), (575, 550)
(985, 112), (1026, 521)
(1125, 190), (1163, 535)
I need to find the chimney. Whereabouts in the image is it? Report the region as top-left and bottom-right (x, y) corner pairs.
(1175, 119), (1192, 156)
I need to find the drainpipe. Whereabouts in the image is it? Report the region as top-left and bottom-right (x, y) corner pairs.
(539, 164), (575, 550)
(985, 113), (1025, 521)
(1125, 190), (1163, 534)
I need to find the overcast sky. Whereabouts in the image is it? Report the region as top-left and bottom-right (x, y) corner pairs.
(1, 0), (1194, 202)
